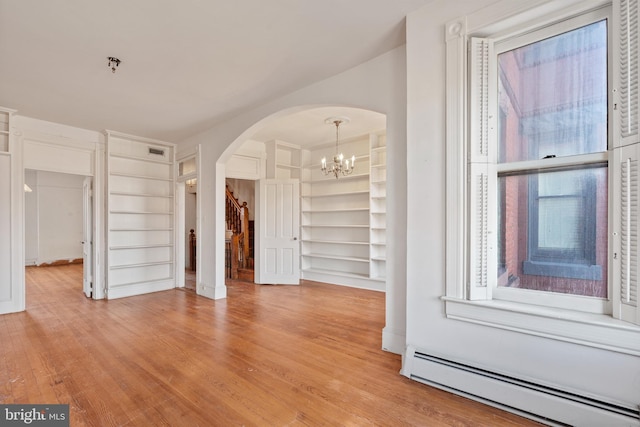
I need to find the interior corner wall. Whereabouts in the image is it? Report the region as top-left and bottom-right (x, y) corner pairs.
(405, 0), (639, 413)
(178, 46), (408, 352)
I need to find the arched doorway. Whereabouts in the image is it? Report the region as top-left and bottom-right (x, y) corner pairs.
(220, 106), (387, 291)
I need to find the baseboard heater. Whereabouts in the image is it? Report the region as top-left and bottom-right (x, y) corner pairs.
(402, 348), (639, 426)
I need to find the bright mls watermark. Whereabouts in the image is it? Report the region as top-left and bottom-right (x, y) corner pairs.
(0, 405), (69, 426)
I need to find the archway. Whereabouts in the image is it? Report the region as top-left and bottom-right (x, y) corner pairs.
(217, 105), (387, 291)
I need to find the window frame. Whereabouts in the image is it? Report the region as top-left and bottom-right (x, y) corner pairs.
(442, 0), (640, 356)
(487, 6), (612, 312)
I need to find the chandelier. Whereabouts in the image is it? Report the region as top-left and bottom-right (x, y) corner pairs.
(321, 117), (355, 179)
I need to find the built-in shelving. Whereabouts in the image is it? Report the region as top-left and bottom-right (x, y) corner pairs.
(299, 130), (386, 290)
(369, 133), (387, 280)
(266, 140), (302, 179)
(0, 107), (15, 153)
(106, 132), (176, 299)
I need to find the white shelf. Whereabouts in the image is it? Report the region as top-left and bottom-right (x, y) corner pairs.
(301, 190), (369, 198)
(108, 276), (174, 288)
(301, 268), (371, 279)
(110, 171), (173, 182)
(109, 227), (174, 232)
(369, 137), (386, 281)
(301, 224), (369, 228)
(109, 244), (173, 250)
(110, 191), (173, 198)
(302, 239), (368, 245)
(110, 210), (173, 215)
(109, 261), (172, 270)
(302, 208), (369, 213)
(267, 140), (301, 179)
(302, 253), (369, 263)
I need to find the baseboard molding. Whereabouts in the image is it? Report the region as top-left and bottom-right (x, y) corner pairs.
(403, 346), (639, 426)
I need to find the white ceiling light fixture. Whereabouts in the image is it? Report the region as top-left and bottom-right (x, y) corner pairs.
(107, 57), (121, 73)
(24, 184), (33, 193)
(321, 116), (355, 179)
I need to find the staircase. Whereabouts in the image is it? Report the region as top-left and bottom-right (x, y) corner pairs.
(225, 185), (254, 282)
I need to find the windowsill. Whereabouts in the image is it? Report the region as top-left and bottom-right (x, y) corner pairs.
(442, 296), (640, 356)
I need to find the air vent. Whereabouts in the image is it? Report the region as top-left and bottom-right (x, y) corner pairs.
(148, 147), (165, 156)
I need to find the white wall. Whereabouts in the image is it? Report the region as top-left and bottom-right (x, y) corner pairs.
(24, 169), (38, 264)
(178, 46), (408, 353)
(24, 170), (85, 265)
(406, 0), (639, 413)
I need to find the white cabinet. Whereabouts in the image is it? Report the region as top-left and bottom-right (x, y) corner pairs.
(106, 132), (176, 299)
(300, 132), (386, 291)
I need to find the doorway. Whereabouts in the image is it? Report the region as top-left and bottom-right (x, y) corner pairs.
(24, 170), (93, 302)
(176, 155), (198, 292)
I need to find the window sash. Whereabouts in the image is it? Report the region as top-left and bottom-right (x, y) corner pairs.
(472, 9), (613, 313)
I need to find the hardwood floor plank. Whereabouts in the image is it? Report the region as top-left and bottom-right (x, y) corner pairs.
(0, 265), (543, 426)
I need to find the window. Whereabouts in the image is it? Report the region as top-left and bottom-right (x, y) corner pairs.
(443, 0), (640, 352)
(496, 18), (608, 296)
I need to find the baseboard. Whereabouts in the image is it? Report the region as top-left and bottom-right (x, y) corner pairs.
(403, 346), (640, 426)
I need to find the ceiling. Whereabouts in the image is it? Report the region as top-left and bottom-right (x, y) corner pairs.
(0, 0), (430, 145)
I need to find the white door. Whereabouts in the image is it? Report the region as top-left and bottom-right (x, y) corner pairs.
(255, 179), (300, 285)
(82, 177), (93, 298)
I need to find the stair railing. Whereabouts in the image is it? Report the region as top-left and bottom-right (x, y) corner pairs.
(225, 186), (250, 269)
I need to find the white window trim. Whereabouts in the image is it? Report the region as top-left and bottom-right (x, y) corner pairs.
(444, 0), (640, 356)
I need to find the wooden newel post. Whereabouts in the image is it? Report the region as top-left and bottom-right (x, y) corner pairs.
(189, 229), (196, 271)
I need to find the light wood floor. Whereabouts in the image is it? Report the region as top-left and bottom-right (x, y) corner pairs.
(0, 265), (542, 426)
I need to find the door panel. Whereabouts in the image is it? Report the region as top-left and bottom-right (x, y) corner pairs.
(255, 179), (300, 285)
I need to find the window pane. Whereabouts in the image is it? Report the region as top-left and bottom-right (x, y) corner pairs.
(538, 169), (585, 251)
(498, 20), (607, 163)
(497, 167), (608, 298)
